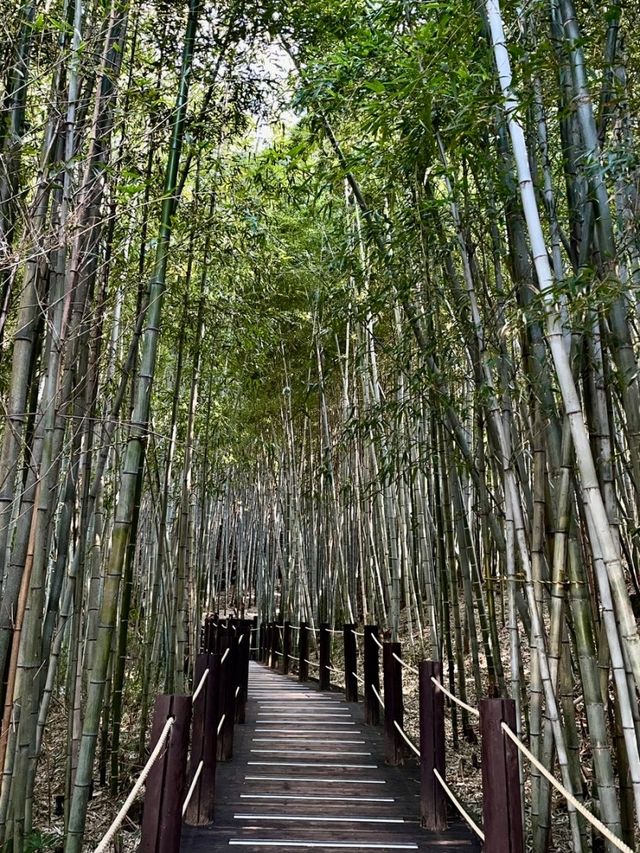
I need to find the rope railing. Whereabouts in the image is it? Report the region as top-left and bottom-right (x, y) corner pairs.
(392, 652), (418, 675)
(94, 716), (175, 853)
(351, 629), (365, 637)
(351, 671), (364, 684)
(501, 723), (632, 853)
(181, 760), (204, 817)
(431, 677), (479, 718)
(303, 658), (320, 668)
(433, 768), (485, 842)
(393, 720), (420, 758)
(217, 713), (226, 735)
(192, 668), (209, 703)
(371, 633), (383, 650)
(371, 684), (385, 708)
(221, 647), (230, 664)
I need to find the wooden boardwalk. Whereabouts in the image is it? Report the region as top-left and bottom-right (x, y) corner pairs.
(182, 661), (481, 852)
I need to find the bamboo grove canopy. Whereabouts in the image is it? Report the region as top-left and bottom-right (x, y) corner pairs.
(1, 0), (640, 849)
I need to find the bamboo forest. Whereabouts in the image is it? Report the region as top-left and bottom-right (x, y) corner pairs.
(3, 0), (640, 849)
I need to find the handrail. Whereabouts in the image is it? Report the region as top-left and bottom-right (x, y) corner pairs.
(217, 713), (226, 735)
(351, 671), (364, 684)
(371, 684), (384, 708)
(181, 760), (204, 816)
(433, 768), (485, 842)
(371, 633), (383, 650)
(94, 716), (175, 853)
(392, 652), (418, 675)
(502, 723), (632, 853)
(393, 720), (420, 758)
(431, 677), (479, 718)
(192, 668), (209, 703)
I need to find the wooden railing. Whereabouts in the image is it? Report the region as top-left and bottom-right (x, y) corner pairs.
(96, 617), (252, 853)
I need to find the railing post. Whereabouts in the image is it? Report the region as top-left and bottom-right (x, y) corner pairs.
(383, 641), (405, 765)
(299, 622), (309, 682)
(419, 660), (447, 830)
(185, 653), (219, 826)
(217, 635), (236, 761)
(251, 615), (258, 660)
(204, 615), (216, 654)
(319, 623), (330, 691)
(480, 698), (524, 853)
(141, 694), (191, 852)
(364, 625), (380, 725)
(258, 622), (265, 662)
(343, 624), (358, 702)
(282, 621), (292, 674)
(270, 621), (278, 669)
(236, 621), (251, 724)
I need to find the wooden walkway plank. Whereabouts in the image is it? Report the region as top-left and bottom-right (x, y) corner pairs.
(181, 662), (481, 852)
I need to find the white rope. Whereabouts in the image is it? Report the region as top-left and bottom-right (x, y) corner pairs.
(221, 648), (230, 664)
(501, 723), (633, 853)
(392, 653), (418, 675)
(351, 671), (364, 684)
(217, 714), (226, 735)
(94, 717), (174, 853)
(235, 685), (241, 697)
(371, 684), (385, 708)
(325, 664), (342, 674)
(352, 629), (365, 637)
(303, 659), (320, 668)
(181, 760), (204, 816)
(327, 628), (341, 635)
(371, 634), (383, 650)
(393, 721), (420, 758)
(238, 632), (246, 644)
(274, 650), (283, 656)
(290, 625), (300, 631)
(276, 624), (284, 632)
(192, 669), (209, 703)
(431, 678), (480, 718)
(433, 768), (485, 841)
(305, 626), (318, 634)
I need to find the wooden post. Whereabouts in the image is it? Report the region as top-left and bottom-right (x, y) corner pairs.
(480, 698), (524, 853)
(283, 621), (292, 674)
(264, 622), (271, 666)
(251, 615), (258, 660)
(299, 621), (309, 682)
(270, 621), (278, 669)
(363, 626), (380, 725)
(141, 694), (191, 852)
(185, 653), (219, 826)
(217, 635), (236, 761)
(319, 623), (330, 691)
(419, 660), (447, 830)
(204, 616), (216, 654)
(343, 624), (358, 702)
(383, 641), (405, 765)
(236, 622), (251, 724)
(258, 622), (265, 662)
